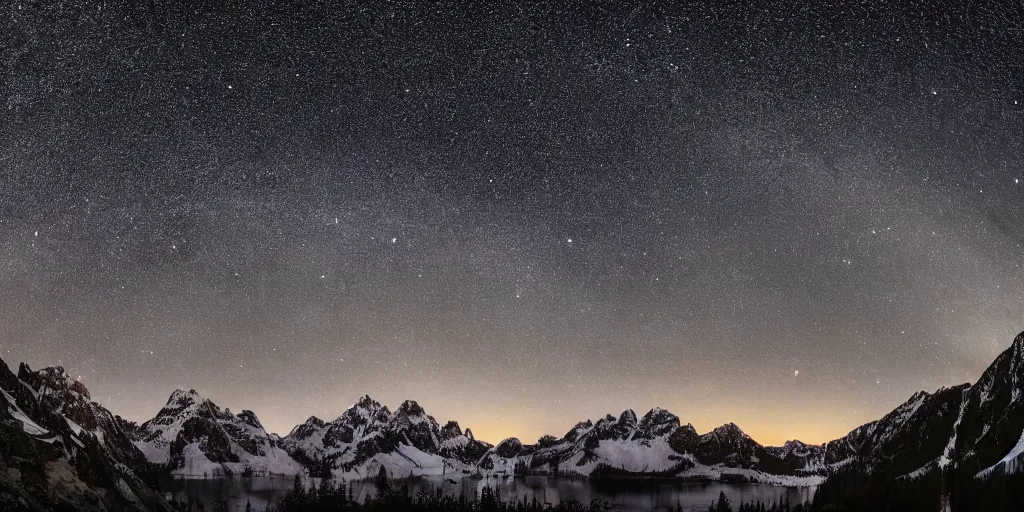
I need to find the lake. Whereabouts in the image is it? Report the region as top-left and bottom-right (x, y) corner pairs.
(159, 475), (817, 511)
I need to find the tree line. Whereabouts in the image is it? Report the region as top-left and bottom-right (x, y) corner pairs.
(169, 464), (1024, 512)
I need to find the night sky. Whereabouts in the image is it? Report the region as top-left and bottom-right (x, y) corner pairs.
(2, 1), (1022, 446)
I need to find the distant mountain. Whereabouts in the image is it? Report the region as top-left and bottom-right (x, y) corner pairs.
(765, 440), (827, 474)
(281, 395), (492, 479)
(4, 331), (1024, 511)
(473, 408), (820, 485)
(130, 388), (302, 477)
(277, 395), (823, 484)
(0, 358), (172, 511)
(238, 330), (1024, 487)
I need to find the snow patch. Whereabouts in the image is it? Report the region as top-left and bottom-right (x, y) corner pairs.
(2, 388), (49, 436)
(976, 429), (1024, 479)
(939, 388), (970, 469)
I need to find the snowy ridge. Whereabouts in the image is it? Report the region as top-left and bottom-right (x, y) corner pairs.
(0, 359), (174, 511)
(281, 396), (491, 479)
(816, 332), (1024, 481)
(1, 388), (49, 436)
(976, 429), (1024, 478)
(132, 388), (303, 476)
(939, 387), (970, 469)
(6, 330), (1024, 504)
(279, 397), (829, 483)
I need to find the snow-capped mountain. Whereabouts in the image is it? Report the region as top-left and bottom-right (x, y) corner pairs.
(281, 396), (492, 479)
(437, 420), (490, 464)
(131, 389), (302, 477)
(284, 331), (1024, 487)
(0, 359), (172, 511)
(954, 332), (1024, 478)
(765, 440), (827, 474)
(473, 407), (822, 485)
(819, 331), (1024, 482)
(6, 329), (1024, 509)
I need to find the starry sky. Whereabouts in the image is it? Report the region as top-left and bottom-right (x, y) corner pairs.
(1, 1), (1022, 446)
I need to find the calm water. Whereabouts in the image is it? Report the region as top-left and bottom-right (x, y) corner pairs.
(159, 475), (816, 512)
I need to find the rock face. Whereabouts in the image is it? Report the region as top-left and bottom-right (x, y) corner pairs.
(818, 331), (1024, 481)
(281, 395), (493, 479)
(0, 359), (172, 512)
(131, 389), (302, 477)
(765, 440), (826, 474)
(232, 331), (1024, 484)
(954, 333), (1024, 477)
(472, 409), (812, 483)
(6, 330), (1024, 505)
(462, 332), (1024, 486)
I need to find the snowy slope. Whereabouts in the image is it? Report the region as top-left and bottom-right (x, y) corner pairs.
(976, 429), (1024, 478)
(8, 329), (1023, 501)
(133, 389), (302, 476)
(282, 396), (492, 479)
(473, 407), (823, 484)
(817, 331), (1024, 481)
(0, 359), (173, 511)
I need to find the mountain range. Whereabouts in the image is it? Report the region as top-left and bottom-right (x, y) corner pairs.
(2, 331), (1023, 511)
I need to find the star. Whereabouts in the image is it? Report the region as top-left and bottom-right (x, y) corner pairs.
(6, 1), (1023, 455)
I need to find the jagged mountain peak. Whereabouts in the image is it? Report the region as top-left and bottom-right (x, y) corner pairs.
(642, 406), (676, 420)
(341, 394), (391, 424)
(18, 363), (91, 400)
(769, 439), (822, 460)
(495, 437), (524, 458)
(638, 407), (680, 434)
(908, 389), (931, 401)
(146, 389), (227, 426)
(237, 409), (263, 429)
(978, 330), (1024, 381)
(440, 420), (463, 439)
(355, 394), (383, 409)
(701, 423), (756, 449)
(168, 388), (202, 403)
(396, 399), (426, 417)
(872, 389), (936, 431)
(709, 422), (749, 438)
(619, 409), (637, 424)
(537, 434), (560, 447)
(563, 419), (594, 443)
(1, 358), (175, 510)
(155, 388), (227, 422)
(287, 416), (326, 440)
(135, 388), (301, 476)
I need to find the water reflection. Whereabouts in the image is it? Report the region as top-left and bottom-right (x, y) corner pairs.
(159, 475), (816, 512)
